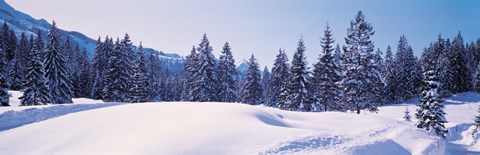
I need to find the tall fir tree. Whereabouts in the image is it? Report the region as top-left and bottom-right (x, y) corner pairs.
(91, 37), (107, 99)
(77, 48), (91, 98)
(20, 37), (51, 106)
(181, 46), (197, 101)
(44, 21), (73, 104)
(7, 49), (25, 90)
(261, 66), (271, 104)
(190, 34), (218, 102)
(284, 38), (313, 112)
(217, 42), (238, 103)
(1, 22), (17, 61)
(240, 55), (263, 105)
(393, 36), (419, 101)
(147, 53), (163, 101)
(0, 47), (8, 106)
(475, 62), (480, 92)
(270, 49), (290, 107)
(311, 23), (342, 111)
(450, 32), (472, 93)
(341, 11), (379, 114)
(383, 46), (398, 103)
(416, 68), (448, 138)
(128, 44), (149, 103)
(103, 38), (130, 102)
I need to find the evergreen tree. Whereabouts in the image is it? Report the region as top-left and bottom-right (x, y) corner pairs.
(44, 21), (73, 104)
(77, 48), (91, 98)
(284, 38), (313, 112)
(17, 32), (30, 74)
(475, 63), (480, 92)
(438, 37), (454, 97)
(394, 36), (418, 101)
(270, 49), (290, 107)
(147, 53), (162, 101)
(19, 37), (50, 106)
(181, 46), (197, 101)
(91, 37), (108, 99)
(416, 68), (448, 138)
(128, 44), (149, 103)
(7, 51), (24, 90)
(341, 11), (379, 114)
(383, 46), (398, 103)
(261, 66), (271, 104)
(0, 47), (8, 106)
(103, 38), (130, 102)
(450, 32), (472, 93)
(311, 23), (342, 111)
(404, 107), (411, 122)
(240, 55), (263, 105)
(1, 22), (17, 61)
(217, 42), (238, 103)
(474, 105), (480, 131)
(190, 34), (218, 102)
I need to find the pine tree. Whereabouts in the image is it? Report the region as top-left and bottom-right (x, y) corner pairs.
(17, 32), (30, 74)
(7, 50), (25, 90)
(450, 32), (472, 93)
(383, 46), (398, 103)
(240, 55), (263, 105)
(394, 36), (419, 101)
(91, 37), (108, 99)
(181, 46), (197, 101)
(147, 53), (162, 101)
(474, 105), (480, 127)
(270, 49), (290, 107)
(284, 38), (313, 112)
(217, 42), (238, 103)
(103, 38), (130, 102)
(416, 68), (448, 138)
(1, 22), (17, 61)
(190, 34), (218, 102)
(311, 23), (342, 111)
(20, 37), (50, 106)
(77, 48), (91, 98)
(0, 47), (8, 106)
(342, 11), (379, 114)
(475, 63), (480, 92)
(128, 44), (149, 103)
(44, 21), (73, 104)
(261, 66), (271, 104)
(404, 107), (411, 122)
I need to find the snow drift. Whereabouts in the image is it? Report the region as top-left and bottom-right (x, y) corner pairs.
(0, 102), (442, 155)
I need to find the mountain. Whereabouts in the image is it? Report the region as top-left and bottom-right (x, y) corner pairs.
(0, 0), (182, 61)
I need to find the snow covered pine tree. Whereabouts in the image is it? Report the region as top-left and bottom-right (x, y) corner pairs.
(416, 68), (448, 138)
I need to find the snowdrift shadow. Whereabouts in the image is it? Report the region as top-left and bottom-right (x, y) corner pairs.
(0, 103), (121, 131)
(346, 139), (410, 155)
(261, 136), (346, 154)
(254, 112), (290, 128)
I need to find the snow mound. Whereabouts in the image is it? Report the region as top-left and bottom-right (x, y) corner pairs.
(0, 102), (441, 155)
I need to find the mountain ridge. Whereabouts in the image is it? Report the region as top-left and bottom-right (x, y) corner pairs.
(0, 0), (181, 60)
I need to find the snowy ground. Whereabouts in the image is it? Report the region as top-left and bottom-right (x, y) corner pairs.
(0, 91), (479, 154)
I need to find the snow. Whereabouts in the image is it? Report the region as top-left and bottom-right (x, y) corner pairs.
(0, 91), (479, 154)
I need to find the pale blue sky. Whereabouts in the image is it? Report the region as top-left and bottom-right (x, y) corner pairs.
(6, 0), (480, 68)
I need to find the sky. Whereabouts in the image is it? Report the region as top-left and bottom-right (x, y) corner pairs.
(5, 0), (480, 68)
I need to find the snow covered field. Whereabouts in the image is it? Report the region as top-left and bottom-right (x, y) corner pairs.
(0, 91), (479, 155)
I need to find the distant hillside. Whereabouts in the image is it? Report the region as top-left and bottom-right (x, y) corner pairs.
(0, 0), (182, 62)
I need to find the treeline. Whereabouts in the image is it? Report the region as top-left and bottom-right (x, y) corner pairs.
(181, 11), (480, 114)
(0, 21), (182, 106)
(1, 11), (479, 118)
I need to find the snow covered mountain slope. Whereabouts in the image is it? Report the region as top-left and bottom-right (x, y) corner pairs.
(0, 0), (182, 60)
(0, 103), (440, 155)
(1, 92), (479, 154)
